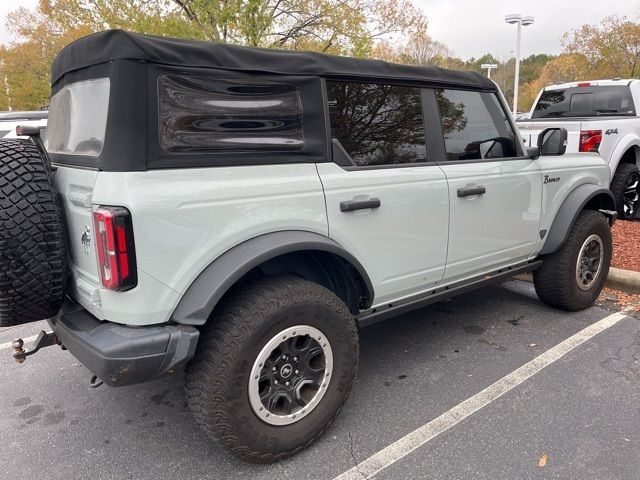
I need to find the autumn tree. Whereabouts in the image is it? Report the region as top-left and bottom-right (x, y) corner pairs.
(563, 15), (640, 78)
(1, 0), (429, 109)
(519, 54), (590, 112)
(168, 0), (427, 55)
(1, 0), (181, 109)
(397, 31), (452, 65)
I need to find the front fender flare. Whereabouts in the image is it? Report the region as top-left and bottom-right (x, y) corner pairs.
(539, 184), (615, 255)
(170, 231), (374, 325)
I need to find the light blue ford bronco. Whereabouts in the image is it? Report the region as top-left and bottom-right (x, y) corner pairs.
(0, 30), (615, 462)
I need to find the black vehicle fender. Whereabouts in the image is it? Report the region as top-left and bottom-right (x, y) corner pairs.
(539, 184), (616, 255)
(170, 231), (374, 326)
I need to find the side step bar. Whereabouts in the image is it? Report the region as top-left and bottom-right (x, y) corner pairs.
(357, 261), (543, 328)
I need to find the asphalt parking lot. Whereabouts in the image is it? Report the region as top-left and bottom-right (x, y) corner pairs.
(1, 280), (639, 480)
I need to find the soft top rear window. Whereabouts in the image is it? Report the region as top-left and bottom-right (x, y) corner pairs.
(45, 78), (110, 157)
(532, 85), (635, 118)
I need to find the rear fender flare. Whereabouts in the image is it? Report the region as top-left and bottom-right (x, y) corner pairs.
(609, 134), (640, 174)
(170, 231), (373, 325)
(539, 184), (615, 255)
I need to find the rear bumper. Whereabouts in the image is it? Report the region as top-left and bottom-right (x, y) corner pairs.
(48, 303), (199, 386)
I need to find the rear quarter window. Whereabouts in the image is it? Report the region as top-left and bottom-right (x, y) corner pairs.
(45, 78), (110, 157)
(158, 75), (304, 154)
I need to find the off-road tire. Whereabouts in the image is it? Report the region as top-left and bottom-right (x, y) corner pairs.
(0, 139), (67, 326)
(610, 162), (640, 220)
(534, 210), (611, 311)
(185, 274), (359, 463)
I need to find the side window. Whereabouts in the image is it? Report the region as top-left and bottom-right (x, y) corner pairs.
(436, 89), (519, 161)
(326, 81), (427, 166)
(158, 75), (304, 154)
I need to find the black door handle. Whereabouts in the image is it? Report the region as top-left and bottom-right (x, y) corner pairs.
(457, 186), (486, 198)
(340, 198), (381, 212)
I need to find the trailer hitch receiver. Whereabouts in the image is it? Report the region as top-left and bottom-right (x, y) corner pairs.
(12, 331), (60, 364)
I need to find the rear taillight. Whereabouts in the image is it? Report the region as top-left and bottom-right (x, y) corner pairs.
(92, 207), (137, 291)
(579, 129), (602, 153)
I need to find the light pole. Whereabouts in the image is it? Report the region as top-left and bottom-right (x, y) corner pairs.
(481, 63), (498, 79)
(505, 14), (534, 114)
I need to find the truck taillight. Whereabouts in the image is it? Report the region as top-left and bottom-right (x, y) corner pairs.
(579, 129), (602, 153)
(92, 207), (137, 291)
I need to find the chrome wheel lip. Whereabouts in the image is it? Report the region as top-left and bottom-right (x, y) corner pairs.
(248, 325), (333, 426)
(623, 173), (639, 217)
(575, 234), (604, 291)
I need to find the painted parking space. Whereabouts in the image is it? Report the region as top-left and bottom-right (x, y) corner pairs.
(373, 312), (640, 480)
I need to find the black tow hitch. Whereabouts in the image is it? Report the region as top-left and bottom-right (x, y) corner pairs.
(11, 331), (60, 364)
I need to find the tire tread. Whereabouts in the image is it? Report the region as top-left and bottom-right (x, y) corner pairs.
(185, 274), (358, 463)
(610, 162), (639, 220)
(0, 139), (67, 326)
(534, 209), (611, 311)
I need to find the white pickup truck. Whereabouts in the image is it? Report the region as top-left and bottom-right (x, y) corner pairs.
(517, 79), (640, 220)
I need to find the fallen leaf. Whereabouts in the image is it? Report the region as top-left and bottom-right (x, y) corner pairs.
(622, 437), (630, 442)
(528, 343), (537, 347)
(611, 221), (640, 272)
(538, 454), (548, 467)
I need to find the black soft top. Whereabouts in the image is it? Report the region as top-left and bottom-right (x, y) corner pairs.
(52, 29), (495, 90)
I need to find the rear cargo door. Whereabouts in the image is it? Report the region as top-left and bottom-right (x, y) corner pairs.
(45, 77), (111, 317)
(53, 166), (104, 318)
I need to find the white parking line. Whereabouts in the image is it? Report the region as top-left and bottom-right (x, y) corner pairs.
(334, 310), (629, 480)
(0, 334), (39, 351)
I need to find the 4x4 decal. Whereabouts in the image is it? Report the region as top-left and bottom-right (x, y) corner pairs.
(605, 128), (618, 135)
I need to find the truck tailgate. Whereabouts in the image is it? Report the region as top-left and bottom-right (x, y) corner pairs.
(516, 120), (583, 153)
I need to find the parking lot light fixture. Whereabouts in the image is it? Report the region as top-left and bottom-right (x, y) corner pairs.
(481, 63), (498, 79)
(505, 14), (535, 114)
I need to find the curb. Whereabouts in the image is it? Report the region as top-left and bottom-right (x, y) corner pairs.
(513, 268), (640, 294)
(606, 267), (640, 294)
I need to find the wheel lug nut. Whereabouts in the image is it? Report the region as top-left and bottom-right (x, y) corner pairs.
(285, 381), (290, 386)
(295, 370), (299, 374)
(293, 356), (298, 362)
(274, 380), (279, 385)
(272, 367), (277, 372)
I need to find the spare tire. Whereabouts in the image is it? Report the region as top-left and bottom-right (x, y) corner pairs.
(0, 139), (67, 326)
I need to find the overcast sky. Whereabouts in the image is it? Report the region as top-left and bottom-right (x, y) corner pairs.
(415, 0), (640, 59)
(1, 0), (639, 59)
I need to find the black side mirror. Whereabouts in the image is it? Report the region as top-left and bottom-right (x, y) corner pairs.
(526, 146), (540, 159)
(537, 127), (568, 156)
